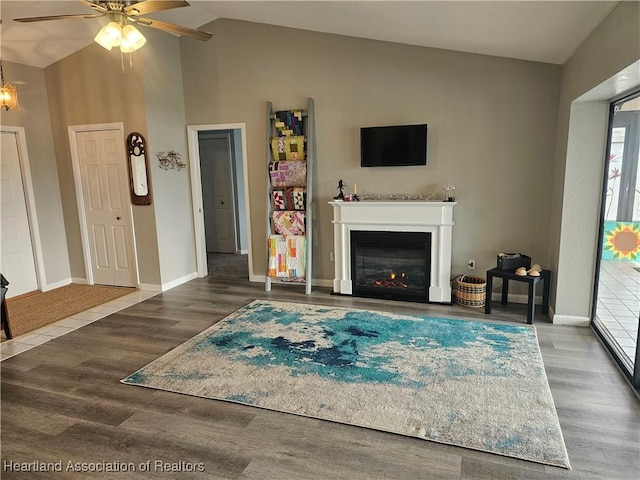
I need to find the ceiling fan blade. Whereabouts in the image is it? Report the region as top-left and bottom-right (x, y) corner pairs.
(14, 13), (105, 23)
(137, 18), (212, 41)
(78, 0), (109, 13)
(124, 1), (190, 16)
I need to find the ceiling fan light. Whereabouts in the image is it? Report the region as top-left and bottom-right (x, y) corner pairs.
(94, 21), (122, 50)
(120, 25), (146, 53)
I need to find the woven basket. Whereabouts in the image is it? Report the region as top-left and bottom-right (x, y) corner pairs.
(455, 275), (487, 308)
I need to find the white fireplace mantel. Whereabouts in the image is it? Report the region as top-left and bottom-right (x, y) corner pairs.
(329, 201), (456, 303)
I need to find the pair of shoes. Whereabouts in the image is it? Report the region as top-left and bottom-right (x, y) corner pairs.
(515, 264), (542, 276)
(528, 263), (542, 276)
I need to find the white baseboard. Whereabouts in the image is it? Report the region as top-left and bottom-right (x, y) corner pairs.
(138, 283), (162, 292)
(41, 278), (72, 292)
(249, 272), (261, 283)
(547, 305), (590, 326)
(161, 272), (198, 292)
(252, 275), (333, 288)
(551, 314), (590, 326)
(71, 277), (88, 285)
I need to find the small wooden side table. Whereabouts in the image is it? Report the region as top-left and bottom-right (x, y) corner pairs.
(484, 268), (551, 324)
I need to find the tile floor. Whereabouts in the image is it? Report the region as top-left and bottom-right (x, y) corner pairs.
(1, 289), (159, 361)
(596, 259), (640, 366)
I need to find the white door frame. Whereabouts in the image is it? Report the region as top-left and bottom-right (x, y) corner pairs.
(0, 126), (46, 292)
(68, 122), (139, 285)
(187, 123), (254, 280)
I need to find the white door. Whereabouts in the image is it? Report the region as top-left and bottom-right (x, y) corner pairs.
(199, 133), (236, 253)
(0, 132), (38, 297)
(76, 129), (137, 287)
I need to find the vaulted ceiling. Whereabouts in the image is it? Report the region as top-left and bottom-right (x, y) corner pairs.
(1, 1), (618, 69)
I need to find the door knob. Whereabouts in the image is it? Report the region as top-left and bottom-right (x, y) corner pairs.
(116, 216), (121, 220)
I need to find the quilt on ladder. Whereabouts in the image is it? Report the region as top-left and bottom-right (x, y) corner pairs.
(269, 161), (307, 188)
(272, 187), (306, 211)
(270, 136), (306, 161)
(267, 234), (306, 278)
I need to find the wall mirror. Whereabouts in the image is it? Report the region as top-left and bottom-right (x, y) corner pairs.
(126, 132), (152, 205)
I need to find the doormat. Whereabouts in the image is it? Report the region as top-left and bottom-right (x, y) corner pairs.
(5, 284), (137, 338)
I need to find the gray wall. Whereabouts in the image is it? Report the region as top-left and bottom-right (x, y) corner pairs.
(549, 1), (640, 322)
(1, 61), (71, 288)
(180, 19), (562, 285)
(44, 42), (162, 286)
(139, 29), (196, 286)
(7, 3), (637, 309)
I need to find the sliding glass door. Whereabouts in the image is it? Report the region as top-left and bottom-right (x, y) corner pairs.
(593, 91), (640, 391)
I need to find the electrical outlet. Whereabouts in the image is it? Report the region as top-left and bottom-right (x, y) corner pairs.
(467, 259), (476, 270)
(330, 252), (335, 262)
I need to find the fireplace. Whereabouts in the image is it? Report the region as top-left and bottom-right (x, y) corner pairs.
(330, 200), (455, 304)
(351, 231), (431, 302)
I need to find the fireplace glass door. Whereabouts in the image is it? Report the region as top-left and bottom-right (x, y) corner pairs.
(351, 231), (431, 303)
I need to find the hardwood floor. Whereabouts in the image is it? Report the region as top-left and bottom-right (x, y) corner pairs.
(2, 276), (639, 479)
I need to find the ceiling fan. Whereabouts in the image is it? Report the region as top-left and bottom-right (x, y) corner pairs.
(14, 1), (212, 54)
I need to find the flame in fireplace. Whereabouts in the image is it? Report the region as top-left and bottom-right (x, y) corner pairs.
(374, 272), (408, 288)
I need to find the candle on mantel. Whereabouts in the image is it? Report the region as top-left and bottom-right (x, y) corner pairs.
(354, 183), (357, 194)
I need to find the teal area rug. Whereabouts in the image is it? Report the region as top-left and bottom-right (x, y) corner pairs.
(122, 300), (570, 469)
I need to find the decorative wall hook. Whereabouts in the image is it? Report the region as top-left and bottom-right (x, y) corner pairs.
(126, 132), (152, 205)
(157, 151), (186, 171)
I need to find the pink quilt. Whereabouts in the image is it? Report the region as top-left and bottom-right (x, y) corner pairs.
(272, 211), (305, 236)
(269, 161), (307, 188)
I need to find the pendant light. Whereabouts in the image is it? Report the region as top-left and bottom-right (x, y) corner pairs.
(0, 59), (18, 111)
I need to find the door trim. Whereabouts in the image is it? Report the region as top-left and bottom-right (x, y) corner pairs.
(68, 122), (139, 285)
(0, 126), (46, 292)
(186, 123), (253, 280)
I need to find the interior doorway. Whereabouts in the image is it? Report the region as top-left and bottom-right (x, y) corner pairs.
(187, 124), (251, 280)
(199, 131), (238, 254)
(593, 91), (640, 391)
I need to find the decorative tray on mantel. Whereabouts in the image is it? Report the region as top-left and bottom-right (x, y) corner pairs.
(358, 194), (439, 201)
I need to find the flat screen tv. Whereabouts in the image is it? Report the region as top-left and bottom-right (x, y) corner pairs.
(360, 124), (427, 167)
